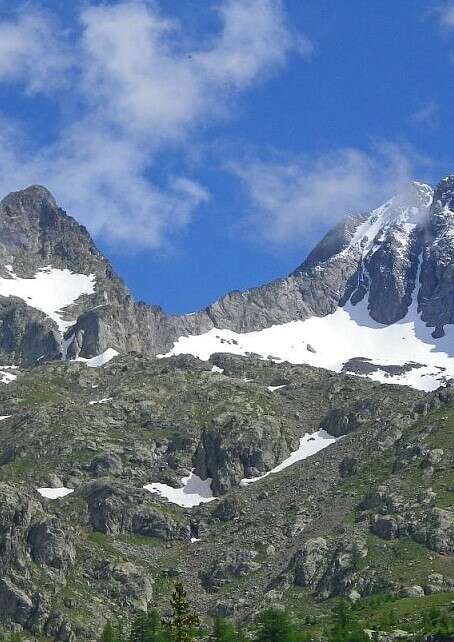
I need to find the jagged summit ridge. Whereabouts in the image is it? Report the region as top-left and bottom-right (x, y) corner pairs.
(2, 178), (454, 390)
(160, 177), (454, 391)
(348, 181), (432, 256)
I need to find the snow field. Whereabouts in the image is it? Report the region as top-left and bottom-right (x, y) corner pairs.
(0, 266), (95, 332)
(161, 288), (454, 392)
(74, 348), (119, 367)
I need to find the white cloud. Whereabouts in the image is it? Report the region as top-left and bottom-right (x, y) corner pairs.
(0, 10), (68, 92)
(0, 0), (307, 248)
(0, 119), (210, 247)
(195, 0), (312, 87)
(78, 0), (306, 138)
(231, 145), (418, 245)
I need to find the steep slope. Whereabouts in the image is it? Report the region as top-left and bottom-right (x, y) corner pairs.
(0, 352), (453, 640)
(1, 182), (454, 639)
(0, 186), (129, 364)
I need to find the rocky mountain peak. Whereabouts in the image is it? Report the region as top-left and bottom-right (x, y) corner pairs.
(1, 184), (58, 211)
(0, 185), (98, 275)
(350, 181), (432, 254)
(432, 174), (454, 207)
(427, 175), (454, 238)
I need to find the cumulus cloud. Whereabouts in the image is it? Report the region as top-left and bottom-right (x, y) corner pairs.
(231, 145), (418, 246)
(0, 0), (307, 248)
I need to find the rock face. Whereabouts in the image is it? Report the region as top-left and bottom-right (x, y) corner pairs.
(420, 176), (454, 332)
(28, 519), (75, 570)
(81, 480), (191, 540)
(200, 550), (261, 590)
(288, 536), (379, 600)
(0, 349), (451, 639)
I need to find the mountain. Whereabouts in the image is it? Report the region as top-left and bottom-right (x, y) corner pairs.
(1, 178), (454, 391)
(1, 179), (454, 640)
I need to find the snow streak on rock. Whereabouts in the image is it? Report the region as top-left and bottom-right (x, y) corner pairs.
(0, 366), (18, 384)
(240, 430), (338, 485)
(162, 255), (454, 392)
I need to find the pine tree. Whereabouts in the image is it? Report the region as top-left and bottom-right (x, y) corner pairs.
(130, 612), (149, 642)
(130, 610), (170, 642)
(99, 620), (130, 642)
(330, 600), (369, 642)
(100, 621), (117, 642)
(210, 616), (239, 642)
(254, 608), (299, 642)
(164, 582), (200, 642)
(350, 544), (362, 572)
(332, 600), (351, 632)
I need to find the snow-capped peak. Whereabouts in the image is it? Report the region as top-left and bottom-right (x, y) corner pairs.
(349, 181), (433, 257)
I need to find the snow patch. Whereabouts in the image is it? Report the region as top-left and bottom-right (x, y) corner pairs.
(0, 366), (18, 384)
(0, 415), (11, 421)
(74, 348), (119, 367)
(211, 365), (224, 374)
(37, 487), (74, 499)
(267, 385), (286, 392)
(240, 430), (338, 485)
(0, 266), (95, 332)
(143, 472), (215, 508)
(89, 397), (113, 405)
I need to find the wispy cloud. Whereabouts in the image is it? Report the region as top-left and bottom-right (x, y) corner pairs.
(0, 0), (308, 248)
(410, 102), (439, 127)
(230, 144), (419, 246)
(0, 9), (69, 92)
(436, 2), (454, 30)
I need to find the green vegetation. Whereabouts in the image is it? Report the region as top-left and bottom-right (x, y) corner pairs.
(97, 584), (454, 642)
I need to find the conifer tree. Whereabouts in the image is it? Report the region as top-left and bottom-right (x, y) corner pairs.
(130, 610), (170, 642)
(254, 608), (299, 642)
(100, 621), (116, 642)
(99, 619), (130, 642)
(332, 600), (351, 632)
(210, 616), (239, 642)
(329, 599), (369, 642)
(164, 581), (200, 642)
(130, 612), (149, 642)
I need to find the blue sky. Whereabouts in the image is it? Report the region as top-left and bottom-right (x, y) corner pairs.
(1, 0), (454, 313)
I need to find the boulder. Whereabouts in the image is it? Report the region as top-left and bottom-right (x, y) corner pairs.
(80, 480), (190, 540)
(28, 519), (76, 570)
(200, 550), (261, 590)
